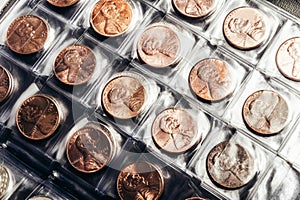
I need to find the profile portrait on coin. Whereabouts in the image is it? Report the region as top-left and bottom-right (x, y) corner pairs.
(152, 108), (199, 153)
(47, 0), (79, 7)
(66, 126), (114, 173)
(137, 25), (180, 68)
(189, 58), (233, 102)
(6, 15), (48, 54)
(16, 94), (61, 140)
(102, 76), (145, 119)
(117, 162), (164, 200)
(242, 90), (288, 135)
(90, 0), (132, 37)
(207, 141), (254, 189)
(287, 41), (300, 76)
(172, 0), (215, 18)
(223, 7), (266, 50)
(0, 66), (14, 104)
(53, 45), (96, 85)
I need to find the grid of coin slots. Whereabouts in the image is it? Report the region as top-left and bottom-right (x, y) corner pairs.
(0, 0), (300, 200)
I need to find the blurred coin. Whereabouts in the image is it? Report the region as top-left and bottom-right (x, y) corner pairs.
(152, 107), (199, 153)
(0, 65), (14, 104)
(189, 58), (233, 102)
(0, 166), (11, 198)
(173, 0), (215, 18)
(185, 198), (206, 200)
(243, 90), (288, 135)
(16, 94), (61, 140)
(47, 0), (79, 7)
(53, 45), (96, 85)
(276, 37), (300, 81)
(66, 125), (114, 173)
(207, 141), (254, 189)
(102, 75), (146, 119)
(6, 15), (48, 54)
(117, 162), (164, 200)
(90, 0), (132, 37)
(223, 7), (266, 50)
(28, 196), (53, 200)
(137, 24), (180, 68)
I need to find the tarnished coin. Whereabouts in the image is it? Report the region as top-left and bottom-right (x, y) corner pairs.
(137, 24), (181, 68)
(28, 196), (53, 200)
(185, 198), (206, 200)
(53, 45), (96, 85)
(90, 0), (132, 37)
(189, 58), (233, 102)
(6, 15), (48, 54)
(242, 90), (288, 135)
(207, 141), (254, 189)
(172, 0), (215, 18)
(16, 94), (61, 140)
(223, 7), (266, 50)
(0, 66), (14, 104)
(152, 108), (199, 153)
(117, 162), (164, 200)
(47, 0), (79, 7)
(0, 166), (11, 198)
(102, 75), (146, 119)
(66, 125), (114, 173)
(276, 37), (300, 81)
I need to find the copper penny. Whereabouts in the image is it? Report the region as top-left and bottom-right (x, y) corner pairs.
(0, 166), (11, 198)
(66, 124), (114, 173)
(223, 7), (266, 50)
(185, 198), (206, 200)
(6, 15), (48, 54)
(242, 90), (288, 135)
(53, 45), (96, 85)
(137, 24), (180, 68)
(207, 141), (254, 189)
(28, 197), (53, 200)
(47, 0), (79, 7)
(16, 94), (61, 140)
(90, 0), (132, 37)
(276, 37), (300, 81)
(102, 75), (146, 119)
(189, 58), (233, 102)
(173, 0), (215, 18)
(152, 108), (199, 153)
(117, 162), (164, 200)
(0, 66), (14, 104)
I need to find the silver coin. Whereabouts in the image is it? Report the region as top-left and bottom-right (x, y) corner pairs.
(28, 196), (53, 200)
(0, 166), (10, 198)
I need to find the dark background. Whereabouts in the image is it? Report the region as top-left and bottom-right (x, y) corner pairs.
(267, 0), (300, 18)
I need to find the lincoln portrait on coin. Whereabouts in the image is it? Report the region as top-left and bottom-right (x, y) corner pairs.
(287, 42), (300, 77)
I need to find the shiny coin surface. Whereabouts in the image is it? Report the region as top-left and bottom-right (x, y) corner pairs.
(90, 0), (132, 37)
(0, 166), (10, 198)
(207, 141), (254, 189)
(185, 198), (206, 200)
(6, 15), (48, 54)
(189, 58), (233, 102)
(53, 45), (96, 85)
(16, 94), (61, 140)
(172, 0), (215, 18)
(276, 37), (300, 81)
(152, 108), (199, 153)
(47, 0), (79, 7)
(0, 66), (14, 104)
(28, 196), (53, 200)
(223, 7), (266, 50)
(137, 24), (180, 68)
(117, 162), (164, 200)
(243, 90), (288, 135)
(66, 125), (114, 173)
(102, 75), (146, 119)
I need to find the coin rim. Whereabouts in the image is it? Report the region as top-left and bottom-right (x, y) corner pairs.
(222, 6), (267, 50)
(275, 36), (300, 81)
(16, 94), (62, 140)
(116, 161), (165, 200)
(151, 107), (200, 153)
(47, 0), (80, 7)
(242, 90), (289, 135)
(6, 14), (49, 54)
(52, 44), (97, 85)
(28, 196), (53, 200)
(66, 124), (115, 173)
(89, 0), (133, 37)
(0, 65), (14, 104)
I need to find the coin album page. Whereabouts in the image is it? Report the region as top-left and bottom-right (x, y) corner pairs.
(0, 0), (300, 200)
